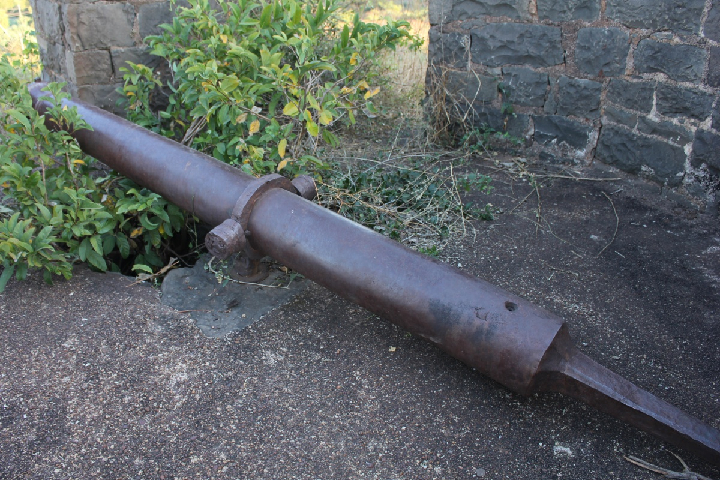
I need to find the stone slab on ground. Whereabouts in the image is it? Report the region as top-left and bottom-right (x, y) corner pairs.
(161, 256), (307, 337)
(1, 159), (719, 479)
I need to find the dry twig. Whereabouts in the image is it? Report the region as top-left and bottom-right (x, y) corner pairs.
(624, 453), (715, 480)
(181, 117), (207, 145)
(597, 191), (619, 257)
(536, 174), (622, 182)
(205, 257), (297, 289)
(127, 257), (178, 286)
(507, 188), (538, 215)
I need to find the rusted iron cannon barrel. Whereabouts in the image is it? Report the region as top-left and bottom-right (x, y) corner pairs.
(29, 83), (720, 466)
(249, 187), (566, 394)
(29, 84), (254, 227)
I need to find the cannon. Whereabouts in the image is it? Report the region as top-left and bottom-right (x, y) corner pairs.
(29, 83), (720, 467)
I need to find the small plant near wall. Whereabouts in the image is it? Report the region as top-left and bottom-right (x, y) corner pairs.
(120, 0), (423, 177)
(316, 157), (495, 252)
(0, 47), (187, 292)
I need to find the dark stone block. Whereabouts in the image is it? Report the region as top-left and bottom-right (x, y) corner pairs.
(537, 0), (600, 21)
(428, 0), (453, 25)
(539, 151), (575, 164)
(705, 1), (720, 42)
(596, 125), (686, 186)
(429, 29), (470, 69)
(656, 84), (715, 121)
(76, 84), (125, 115)
(471, 24), (563, 68)
(602, 105), (638, 128)
(543, 82), (558, 114)
(32, 0), (62, 39)
(502, 67), (548, 107)
(708, 47), (720, 88)
(606, 79), (654, 113)
(691, 130), (720, 173)
(556, 77), (602, 119)
(713, 102), (720, 131)
(446, 70), (499, 103)
(64, 3), (135, 50)
(451, 0), (532, 21)
(36, 38), (65, 77)
(637, 117), (693, 145)
(575, 28), (629, 77)
(634, 40), (707, 83)
(139, 1), (174, 39)
(68, 50), (113, 85)
(533, 115), (592, 149)
(458, 103), (530, 138)
(606, 0), (705, 35)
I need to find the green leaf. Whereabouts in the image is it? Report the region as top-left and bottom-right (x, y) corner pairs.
(86, 249), (107, 271)
(15, 262), (28, 281)
(33, 226), (54, 250)
(268, 93), (282, 116)
(315, 0), (324, 25)
(322, 129), (338, 147)
(78, 238), (89, 262)
(36, 203), (52, 222)
(139, 213), (159, 230)
(341, 24), (350, 49)
(318, 109), (332, 125)
(117, 233), (130, 259)
(143, 248), (163, 267)
(259, 3), (272, 28)
(0, 264), (15, 293)
(283, 102), (299, 117)
(306, 120), (319, 137)
(133, 263), (154, 274)
(307, 94), (320, 111)
(148, 228), (161, 248)
(90, 235), (103, 255)
(5, 109), (31, 131)
(219, 76), (239, 93)
(292, 0), (302, 23)
(103, 235), (116, 255)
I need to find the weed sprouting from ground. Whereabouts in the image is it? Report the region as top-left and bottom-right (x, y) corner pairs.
(317, 152), (494, 251)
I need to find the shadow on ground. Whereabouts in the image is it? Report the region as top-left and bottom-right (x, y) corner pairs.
(1, 158), (718, 479)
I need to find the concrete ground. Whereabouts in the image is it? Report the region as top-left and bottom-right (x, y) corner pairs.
(1, 159), (719, 479)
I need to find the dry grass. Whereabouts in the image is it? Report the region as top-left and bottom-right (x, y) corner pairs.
(0, 0), (33, 57)
(361, 0), (429, 120)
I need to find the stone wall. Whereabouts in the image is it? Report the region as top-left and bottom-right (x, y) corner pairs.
(428, 0), (720, 198)
(30, 0), (174, 113)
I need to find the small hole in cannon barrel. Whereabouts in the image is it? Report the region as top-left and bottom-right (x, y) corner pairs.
(505, 301), (517, 312)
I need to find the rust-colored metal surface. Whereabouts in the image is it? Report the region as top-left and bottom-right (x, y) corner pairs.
(28, 83), (720, 466)
(29, 83), (256, 227)
(206, 173), (297, 259)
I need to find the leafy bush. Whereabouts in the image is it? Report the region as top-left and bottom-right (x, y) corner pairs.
(0, 52), (185, 292)
(120, 0), (422, 177)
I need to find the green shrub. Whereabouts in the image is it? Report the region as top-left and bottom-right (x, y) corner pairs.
(0, 52), (185, 292)
(120, 0), (422, 177)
